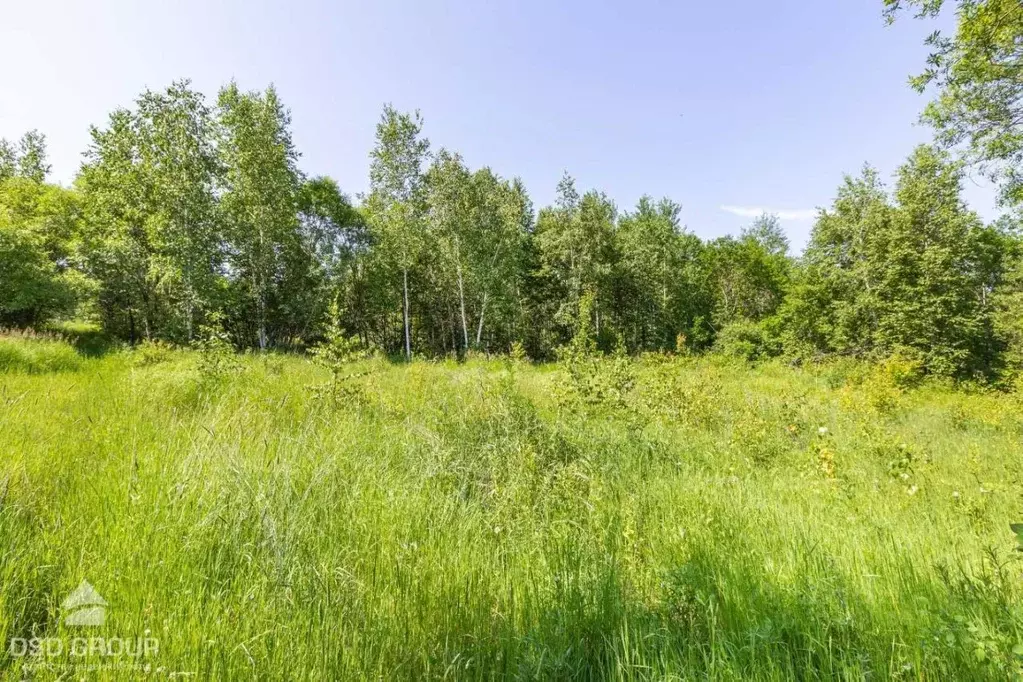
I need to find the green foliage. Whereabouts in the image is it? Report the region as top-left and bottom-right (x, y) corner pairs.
(616, 196), (709, 352)
(534, 175), (619, 348)
(78, 80), (223, 344)
(365, 105), (431, 361)
(885, 0), (1023, 205)
(132, 339), (175, 366)
(7, 79), (1023, 383)
(557, 289), (636, 410)
(193, 315), (240, 383)
(310, 300), (370, 407)
(714, 317), (783, 361)
(786, 149), (1003, 378)
(0, 157), (88, 327)
(509, 339), (528, 363)
(993, 238), (1023, 378)
(704, 219), (790, 330)
(218, 82), (308, 350)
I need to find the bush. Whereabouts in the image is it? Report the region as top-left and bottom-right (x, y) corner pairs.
(881, 350), (925, 389)
(0, 332), (82, 373)
(132, 339), (175, 366)
(713, 318), (782, 361)
(193, 318), (240, 384)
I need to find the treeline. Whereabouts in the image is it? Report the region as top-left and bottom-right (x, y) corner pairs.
(2, 80), (1022, 380)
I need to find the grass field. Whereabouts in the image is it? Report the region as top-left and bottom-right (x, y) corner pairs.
(1, 338), (1022, 680)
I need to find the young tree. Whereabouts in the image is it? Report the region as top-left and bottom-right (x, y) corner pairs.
(365, 105), (430, 360)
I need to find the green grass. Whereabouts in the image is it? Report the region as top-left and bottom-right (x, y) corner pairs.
(0, 331), (83, 374)
(1, 349), (1022, 679)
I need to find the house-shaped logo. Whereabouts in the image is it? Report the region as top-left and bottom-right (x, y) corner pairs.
(61, 580), (107, 627)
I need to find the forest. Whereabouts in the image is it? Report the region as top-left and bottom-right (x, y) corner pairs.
(2, 36), (1022, 381)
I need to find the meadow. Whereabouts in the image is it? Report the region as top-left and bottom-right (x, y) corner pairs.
(1, 335), (1022, 680)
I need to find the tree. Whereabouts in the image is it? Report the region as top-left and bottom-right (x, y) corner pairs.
(78, 81), (223, 342)
(365, 105), (430, 360)
(534, 174), (618, 347)
(881, 145), (996, 375)
(0, 139), (15, 180)
(885, 0), (1023, 204)
(296, 176), (367, 339)
(705, 231), (789, 329)
(298, 176), (366, 283)
(16, 131), (50, 183)
(0, 179), (86, 326)
(0, 131), (50, 183)
(615, 196), (707, 351)
(217, 82), (303, 350)
(782, 167), (894, 356)
(425, 150), (475, 352)
(785, 147), (1002, 376)
(742, 213), (790, 257)
(425, 151), (530, 354)
(993, 224), (1023, 376)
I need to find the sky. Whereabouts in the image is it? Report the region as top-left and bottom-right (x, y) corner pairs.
(0, 0), (1000, 249)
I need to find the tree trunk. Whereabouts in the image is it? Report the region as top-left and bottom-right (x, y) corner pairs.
(475, 292), (489, 347)
(457, 263), (469, 351)
(256, 274), (267, 351)
(403, 267), (412, 361)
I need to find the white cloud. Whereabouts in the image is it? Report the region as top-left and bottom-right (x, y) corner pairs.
(720, 205), (817, 221)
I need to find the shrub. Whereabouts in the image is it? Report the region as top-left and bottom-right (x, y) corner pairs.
(509, 340), (528, 364)
(556, 292), (635, 412)
(132, 339), (174, 366)
(310, 301), (371, 408)
(193, 316), (240, 384)
(713, 318), (782, 362)
(881, 350), (925, 389)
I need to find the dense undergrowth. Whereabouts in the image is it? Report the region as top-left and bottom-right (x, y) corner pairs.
(1, 335), (1022, 679)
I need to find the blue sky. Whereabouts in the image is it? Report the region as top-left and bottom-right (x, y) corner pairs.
(0, 0), (999, 249)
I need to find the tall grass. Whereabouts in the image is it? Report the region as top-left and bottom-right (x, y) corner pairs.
(0, 351), (1021, 679)
(0, 330), (83, 374)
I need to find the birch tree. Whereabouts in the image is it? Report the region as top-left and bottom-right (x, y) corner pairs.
(366, 105), (430, 360)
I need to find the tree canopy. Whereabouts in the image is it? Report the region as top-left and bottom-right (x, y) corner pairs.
(2, 71), (1022, 381)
